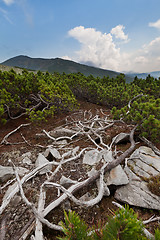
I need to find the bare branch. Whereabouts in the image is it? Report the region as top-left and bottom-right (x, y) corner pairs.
(1, 123), (31, 145)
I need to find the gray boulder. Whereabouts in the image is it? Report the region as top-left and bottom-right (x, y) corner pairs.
(0, 165), (28, 182)
(35, 153), (52, 175)
(104, 165), (129, 186)
(83, 149), (101, 165)
(115, 146), (160, 210)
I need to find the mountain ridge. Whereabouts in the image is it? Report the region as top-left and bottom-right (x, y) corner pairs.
(1, 55), (133, 82)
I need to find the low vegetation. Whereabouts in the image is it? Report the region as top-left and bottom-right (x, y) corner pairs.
(0, 69), (159, 143)
(58, 207), (160, 240)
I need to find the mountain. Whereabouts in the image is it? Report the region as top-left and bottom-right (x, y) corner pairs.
(128, 71), (160, 79)
(1, 55), (133, 82)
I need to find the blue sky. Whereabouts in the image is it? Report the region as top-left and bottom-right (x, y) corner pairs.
(1, 0), (160, 73)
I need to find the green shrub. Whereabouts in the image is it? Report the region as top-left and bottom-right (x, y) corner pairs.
(58, 206), (150, 240)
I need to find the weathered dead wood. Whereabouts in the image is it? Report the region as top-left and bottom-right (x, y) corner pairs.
(44, 168), (104, 208)
(0, 108), (143, 239)
(11, 161), (62, 232)
(0, 123), (31, 145)
(126, 94), (146, 115)
(43, 125), (137, 217)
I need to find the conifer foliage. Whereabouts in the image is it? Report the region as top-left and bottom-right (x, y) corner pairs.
(0, 69), (159, 142)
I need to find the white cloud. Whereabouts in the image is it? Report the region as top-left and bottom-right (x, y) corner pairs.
(134, 56), (148, 64)
(68, 26), (123, 71)
(61, 55), (72, 61)
(149, 19), (160, 29)
(111, 25), (128, 41)
(2, 0), (15, 5)
(68, 25), (160, 73)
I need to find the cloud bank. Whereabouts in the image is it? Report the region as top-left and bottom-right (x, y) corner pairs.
(67, 24), (160, 73)
(68, 26), (124, 71)
(149, 19), (160, 29)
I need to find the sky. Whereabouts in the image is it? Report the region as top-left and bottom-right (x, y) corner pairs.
(1, 0), (160, 73)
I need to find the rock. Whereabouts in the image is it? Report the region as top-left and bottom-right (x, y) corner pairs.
(112, 133), (130, 144)
(35, 153), (52, 175)
(115, 147), (160, 210)
(62, 146), (80, 158)
(87, 168), (98, 177)
(18, 152), (32, 165)
(0, 165), (28, 182)
(115, 167), (160, 210)
(128, 146), (160, 177)
(44, 147), (61, 160)
(60, 176), (77, 187)
(49, 128), (77, 138)
(102, 150), (114, 163)
(104, 165), (129, 186)
(83, 149), (101, 165)
(22, 156), (32, 165)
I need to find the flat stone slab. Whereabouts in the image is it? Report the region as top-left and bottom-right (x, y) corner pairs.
(83, 149), (101, 165)
(115, 167), (160, 210)
(0, 165), (28, 182)
(115, 146), (160, 210)
(104, 165), (129, 186)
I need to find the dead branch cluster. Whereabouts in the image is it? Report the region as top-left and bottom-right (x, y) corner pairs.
(0, 109), (159, 240)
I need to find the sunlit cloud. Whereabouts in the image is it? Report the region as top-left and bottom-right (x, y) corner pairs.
(68, 25), (160, 73)
(68, 26), (123, 71)
(61, 55), (72, 61)
(111, 25), (129, 42)
(149, 19), (160, 29)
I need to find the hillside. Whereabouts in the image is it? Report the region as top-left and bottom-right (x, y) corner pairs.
(1, 55), (133, 82)
(128, 71), (160, 79)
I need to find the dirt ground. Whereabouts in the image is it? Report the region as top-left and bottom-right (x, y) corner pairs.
(0, 101), (160, 239)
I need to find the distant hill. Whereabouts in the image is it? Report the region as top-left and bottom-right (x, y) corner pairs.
(128, 71), (160, 79)
(1, 55), (133, 82)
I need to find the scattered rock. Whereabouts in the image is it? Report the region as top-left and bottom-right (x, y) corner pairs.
(0, 165), (28, 182)
(104, 165), (129, 186)
(44, 147), (61, 160)
(112, 133), (130, 144)
(60, 176), (77, 188)
(83, 149), (101, 165)
(115, 146), (160, 210)
(49, 128), (77, 138)
(115, 167), (160, 210)
(35, 153), (52, 175)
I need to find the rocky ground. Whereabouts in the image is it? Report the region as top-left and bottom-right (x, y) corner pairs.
(0, 101), (160, 240)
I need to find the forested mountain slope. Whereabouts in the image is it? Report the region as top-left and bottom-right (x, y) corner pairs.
(1, 55), (133, 82)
